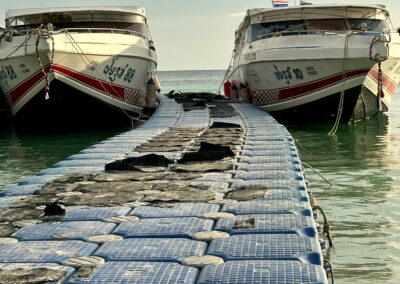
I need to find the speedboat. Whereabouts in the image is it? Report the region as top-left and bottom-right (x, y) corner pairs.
(0, 7), (158, 128)
(224, 4), (400, 123)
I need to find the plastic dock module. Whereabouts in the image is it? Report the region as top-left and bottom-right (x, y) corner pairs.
(234, 170), (304, 180)
(0, 241), (97, 263)
(113, 217), (214, 238)
(68, 262), (199, 284)
(214, 214), (316, 235)
(238, 155), (300, 165)
(0, 196), (20, 209)
(131, 203), (220, 218)
(175, 110), (209, 127)
(62, 206), (132, 221)
(1, 95), (328, 283)
(94, 238), (207, 262)
(197, 260), (327, 284)
(207, 234), (322, 264)
(222, 199), (312, 215)
(18, 174), (62, 185)
(0, 184), (42, 197)
(65, 152), (126, 160)
(52, 159), (113, 167)
(12, 221), (116, 241)
(263, 188), (309, 199)
(236, 162), (302, 171)
(230, 179), (307, 190)
(194, 173), (233, 181)
(241, 143), (296, 150)
(38, 166), (103, 175)
(241, 149), (298, 157)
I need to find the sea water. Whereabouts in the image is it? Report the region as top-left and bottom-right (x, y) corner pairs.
(0, 69), (399, 283)
(289, 99), (400, 283)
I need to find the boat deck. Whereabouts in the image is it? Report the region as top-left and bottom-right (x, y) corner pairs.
(0, 94), (328, 283)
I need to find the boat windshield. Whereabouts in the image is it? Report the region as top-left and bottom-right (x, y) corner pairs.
(251, 20), (306, 41)
(6, 11), (148, 37)
(250, 18), (390, 42)
(348, 18), (390, 31)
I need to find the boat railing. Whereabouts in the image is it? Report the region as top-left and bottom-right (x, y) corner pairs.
(1, 27), (146, 39)
(60, 28), (146, 39)
(254, 30), (382, 41)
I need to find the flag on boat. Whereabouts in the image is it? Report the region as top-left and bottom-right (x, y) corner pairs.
(272, 0), (289, 8)
(300, 0), (312, 5)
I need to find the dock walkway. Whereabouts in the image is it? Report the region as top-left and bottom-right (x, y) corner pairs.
(0, 94), (328, 283)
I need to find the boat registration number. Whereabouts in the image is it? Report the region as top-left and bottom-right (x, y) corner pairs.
(0, 65), (17, 82)
(245, 52), (256, 61)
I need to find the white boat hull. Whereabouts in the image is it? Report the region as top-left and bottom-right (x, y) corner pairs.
(228, 33), (400, 122)
(0, 31), (157, 120)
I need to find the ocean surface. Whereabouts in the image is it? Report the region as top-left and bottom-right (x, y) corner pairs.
(0, 69), (400, 283)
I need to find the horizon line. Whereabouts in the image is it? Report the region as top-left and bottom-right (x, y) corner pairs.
(157, 69), (225, 72)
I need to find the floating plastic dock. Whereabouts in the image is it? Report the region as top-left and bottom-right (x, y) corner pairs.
(0, 94), (329, 283)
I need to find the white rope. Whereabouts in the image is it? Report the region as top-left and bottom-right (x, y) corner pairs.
(5, 25), (154, 124)
(216, 50), (235, 94)
(35, 24), (55, 100)
(4, 25), (55, 99)
(302, 161), (334, 186)
(146, 23), (158, 70)
(328, 32), (354, 136)
(63, 30), (125, 101)
(369, 34), (388, 112)
(376, 62), (383, 111)
(63, 30), (152, 126)
(5, 29), (34, 59)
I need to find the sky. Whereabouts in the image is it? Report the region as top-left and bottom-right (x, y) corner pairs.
(1, 0), (400, 71)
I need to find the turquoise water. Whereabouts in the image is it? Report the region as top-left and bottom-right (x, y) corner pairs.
(157, 70), (226, 93)
(289, 95), (400, 283)
(0, 70), (400, 283)
(0, 128), (126, 189)
(0, 70), (225, 190)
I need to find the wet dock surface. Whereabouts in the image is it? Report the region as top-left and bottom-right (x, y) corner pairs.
(0, 93), (328, 283)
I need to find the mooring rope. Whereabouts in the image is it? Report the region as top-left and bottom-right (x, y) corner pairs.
(294, 139), (311, 153)
(35, 24), (55, 100)
(368, 34), (387, 112)
(314, 204), (333, 247)
(2, 25), (55, 99)
(63, 30), (125, 101)
(328, 32), (354, 136)
(63, 29), (151, 126)
(323, 260), (335, 284)
(302, 161), (333, 186)
(376, 61), (383, 111)
(4, 29), (34, 59)
(216, 50), (235, 94)
(146, 24), (158, 68)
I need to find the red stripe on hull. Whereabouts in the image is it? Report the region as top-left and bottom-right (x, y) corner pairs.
(52, 65), (125, 99)
(278, 69), (370, 100)
(53, 65), (145, 107)
(7, 64), (146, 109)
(367, 69), (397, 95)
(9, 66), (50, 104)
(253, 68), (370, 105)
